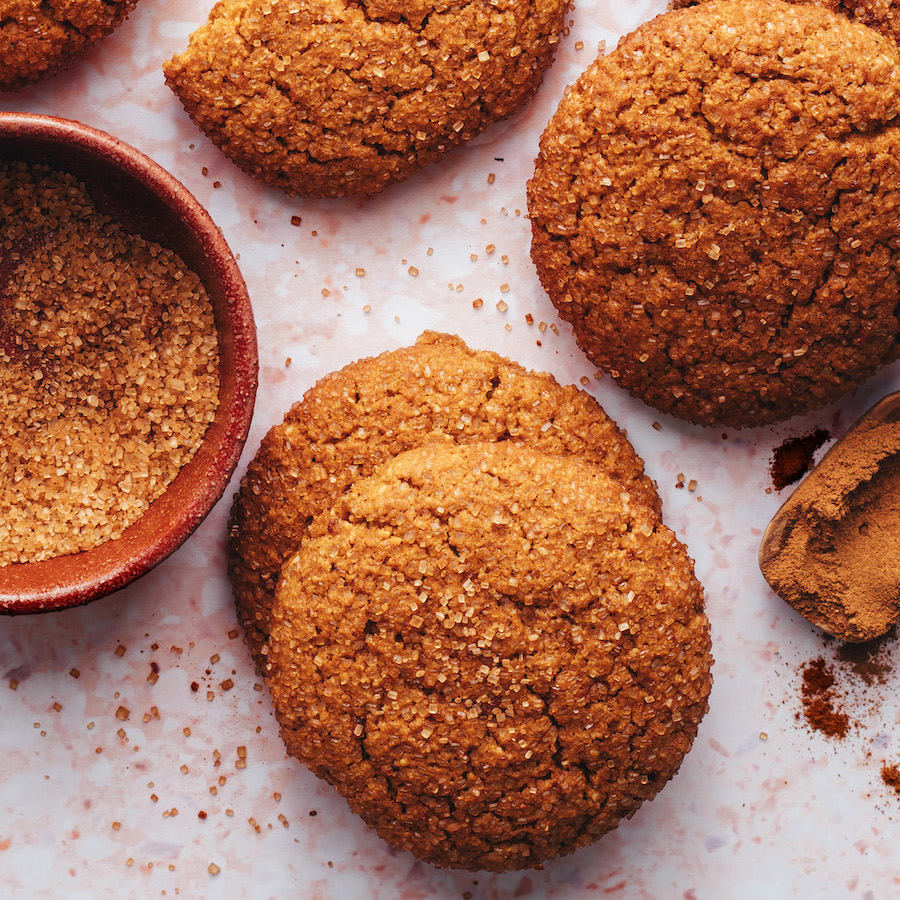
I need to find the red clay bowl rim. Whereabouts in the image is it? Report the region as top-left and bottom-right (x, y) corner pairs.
(0, 112), (258, 614)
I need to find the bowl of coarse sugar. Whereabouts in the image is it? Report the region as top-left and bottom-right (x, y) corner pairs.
(0, 112), (258, 614)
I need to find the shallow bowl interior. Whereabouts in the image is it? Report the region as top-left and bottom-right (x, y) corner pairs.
(0, 112), (257, 614)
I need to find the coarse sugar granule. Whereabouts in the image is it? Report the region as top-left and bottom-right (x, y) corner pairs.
(0, 161), (219, 566)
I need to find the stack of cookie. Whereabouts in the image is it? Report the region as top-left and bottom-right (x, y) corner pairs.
(229, 332), (713, 871)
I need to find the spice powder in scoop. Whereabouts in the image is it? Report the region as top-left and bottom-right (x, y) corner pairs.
(760, 394), (900, 642)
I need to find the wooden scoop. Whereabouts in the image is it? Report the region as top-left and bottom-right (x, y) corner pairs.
(759, 392), (900, 642)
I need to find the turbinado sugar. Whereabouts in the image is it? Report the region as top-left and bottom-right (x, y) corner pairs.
(0, 161), (220, 565)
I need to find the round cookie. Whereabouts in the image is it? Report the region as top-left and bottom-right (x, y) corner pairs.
(163, 0), (569, 197)
(267, 442), (713, 872)
(528, 0), (900, 427)
(672, 0), (900, 45)
(0, 0), (138, 92)
(228, 332), (659, 671)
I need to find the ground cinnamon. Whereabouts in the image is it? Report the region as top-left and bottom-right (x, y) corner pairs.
(799, 657), (850, 739)
(759, 393), (900, 642)
(882, 763), (900, 795)
(770, 429), (829, 491)
(794, 632), (900, 799)
(836, 627), (895, 685)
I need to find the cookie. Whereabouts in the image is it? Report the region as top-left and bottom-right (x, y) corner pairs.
(228, 332), (659, 671)
(0, 0), (138, 92)
(672, 0), (900, 45)
(267, 442), (713, 872)
(163, 0), (568, 197)
(528, 0), (900, 427)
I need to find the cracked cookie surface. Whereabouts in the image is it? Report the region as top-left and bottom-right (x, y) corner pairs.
(267, 442), (712, 871)
(163, 0), (568, 197)
(229, 331), (660, 672)
(672, 0), (900, 45)
(528, 0), (900, 427)
(0, 0), (137, 91)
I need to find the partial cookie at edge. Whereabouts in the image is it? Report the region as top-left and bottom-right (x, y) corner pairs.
(1, 0), (138, 91)
(672, 0), (900, 45)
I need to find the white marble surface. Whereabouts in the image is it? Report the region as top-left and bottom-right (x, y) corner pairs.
(2, 0), (900, 897)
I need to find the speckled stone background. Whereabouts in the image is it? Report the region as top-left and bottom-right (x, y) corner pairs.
(2, 0), (900, 897)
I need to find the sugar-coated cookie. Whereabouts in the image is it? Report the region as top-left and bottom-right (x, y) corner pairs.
(529, 0), (900, 427)
(164, 0), (569, 197)
(228, 332), (659, 671)
(0, 0), (138, 91)
(268, 442), (712, 871)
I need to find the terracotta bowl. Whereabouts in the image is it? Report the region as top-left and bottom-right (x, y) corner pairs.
(0, 112), (258, 614)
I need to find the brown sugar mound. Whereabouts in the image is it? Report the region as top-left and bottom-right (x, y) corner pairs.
(163, 0), (569, 197)
(528, 0), (900, 427)
(672, 0), (900, 46)
(228, 332), (659, 672)
(0, 0), (138, 91)
(267, 442), (713, 872)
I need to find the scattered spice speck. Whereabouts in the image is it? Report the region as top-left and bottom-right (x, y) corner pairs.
(882, 763), (900, 795)
(770, 429), (829, 490)
(799, 657), (849, 739)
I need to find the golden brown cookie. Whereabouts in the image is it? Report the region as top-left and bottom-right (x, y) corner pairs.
(267, 442), (713, 872)
(528, 0), (900, 428)
(0, 0), (138, 92)
(672, 0), (900, 45)
(229, 332), (659, 671)
(163, 0), (569, 197)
